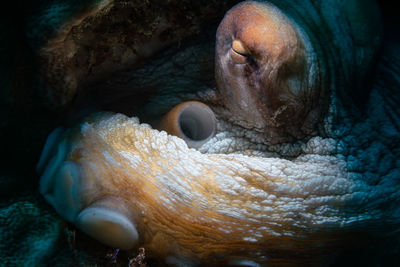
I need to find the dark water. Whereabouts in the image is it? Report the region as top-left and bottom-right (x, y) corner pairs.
(0, 0), (399, 266)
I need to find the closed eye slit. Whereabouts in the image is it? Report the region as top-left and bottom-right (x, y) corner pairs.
(231, 46), (247, 57)
(230, 39), (249, 64)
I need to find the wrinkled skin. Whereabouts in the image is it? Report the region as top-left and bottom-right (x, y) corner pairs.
(2, 0), (400, 266)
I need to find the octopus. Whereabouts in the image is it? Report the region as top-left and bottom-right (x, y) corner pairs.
(27, 0), (400, 265)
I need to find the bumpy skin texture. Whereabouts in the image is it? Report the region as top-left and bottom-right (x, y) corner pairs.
(26, 0), (241, 109)
(215, 0), (381, 144)
(216, 1), (316, 143)
(2, 0), (400, 266)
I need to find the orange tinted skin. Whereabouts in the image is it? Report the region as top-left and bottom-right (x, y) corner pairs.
(60, 113), (350, 265)
(37, 1), (385, 265)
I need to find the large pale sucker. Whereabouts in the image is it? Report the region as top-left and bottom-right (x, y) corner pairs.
(38, 112), (365, 262)
(34, 0), (399, 265)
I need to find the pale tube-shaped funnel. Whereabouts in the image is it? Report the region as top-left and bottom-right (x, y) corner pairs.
(158, 101), (216, 148)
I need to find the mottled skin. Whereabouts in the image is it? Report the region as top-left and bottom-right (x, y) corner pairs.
(215, 1), (381, 144)
(216, 2), (315, 143)
(25, 0), (241, 109)
(11, 0), (400, 266)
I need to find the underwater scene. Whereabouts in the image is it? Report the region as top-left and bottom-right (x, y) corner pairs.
(1, 0), (399, 266)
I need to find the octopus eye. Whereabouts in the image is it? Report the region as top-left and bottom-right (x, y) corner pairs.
(230, 39), (249, 64)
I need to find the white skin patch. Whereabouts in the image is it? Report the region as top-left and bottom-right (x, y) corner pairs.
(76, 115), (378, 232)
(37, 96), (400, 260)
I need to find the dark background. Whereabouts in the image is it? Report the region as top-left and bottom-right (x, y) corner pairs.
(0, 0), (398, 266)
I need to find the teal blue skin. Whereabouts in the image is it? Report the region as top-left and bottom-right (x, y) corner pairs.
(1, 0), (400, 266)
